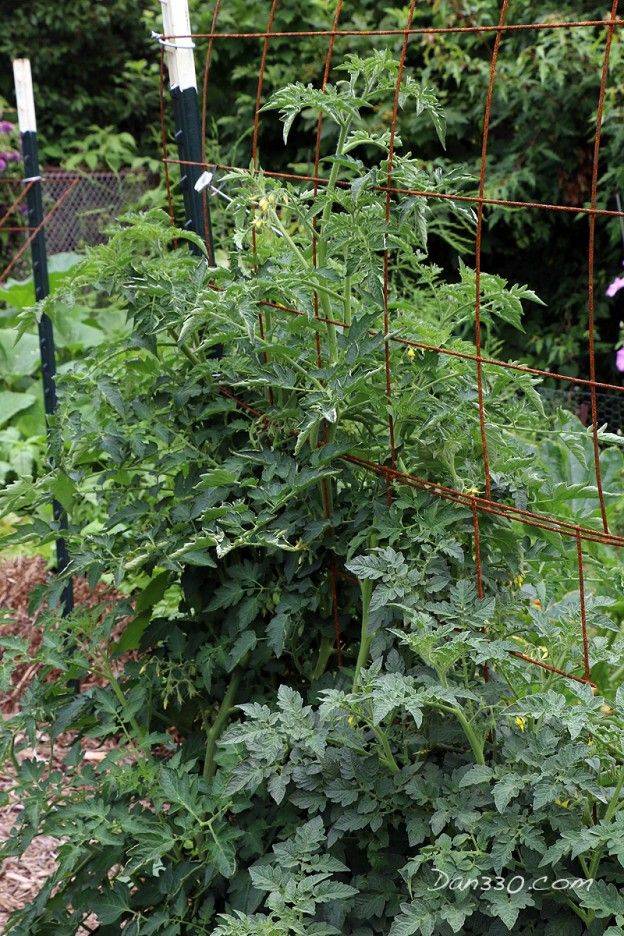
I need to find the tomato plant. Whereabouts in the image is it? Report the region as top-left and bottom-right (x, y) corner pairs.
(2, 52), (624, 935)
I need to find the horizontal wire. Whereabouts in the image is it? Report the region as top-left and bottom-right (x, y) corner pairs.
(216, 387), (624, 548)
(509, 651), (594, 686)
(257, 289), (624, 396)
(160, 20), (624, 41)
(343, 453), (624, 547)
(217, 398), (597, 684)
(166, 159), (624, 392)
(164, 158), (624, 220)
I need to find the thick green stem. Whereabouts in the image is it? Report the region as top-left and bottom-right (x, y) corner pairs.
(317, 121), (350, 363)
(344, 273), (352, 325)
(587, 764), (624, 882)
(371, 724), (400, 773)
(268, 209), (308, 266)
(203, 669), (242, 781)
(452, 706), (485, 766)
(422, 699), (485, 765)
(353, 578), (373, 690)
(101, 658), (144, 740)
(167, 327), (201, 367)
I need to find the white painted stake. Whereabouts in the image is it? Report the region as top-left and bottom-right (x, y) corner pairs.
(159, 0), (179, 89)
(12, 59), (36, 134)
(168, 0), (198, 91)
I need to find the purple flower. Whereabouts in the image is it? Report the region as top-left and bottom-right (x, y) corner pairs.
(607, 275), (624, 298)
(0, 121), (13, 134)
(0, 159), (7, 172)
(617, 348), (624, 372)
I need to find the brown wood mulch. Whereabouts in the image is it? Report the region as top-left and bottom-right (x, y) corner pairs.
(0, 555), (124, 932)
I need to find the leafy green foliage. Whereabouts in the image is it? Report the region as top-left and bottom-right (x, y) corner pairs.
(0, 253), (127, 486)
(0, 1), (158, 158)
(1, 53), (624, 936)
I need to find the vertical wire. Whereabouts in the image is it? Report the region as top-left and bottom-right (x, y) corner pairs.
(251, 0), (281, 405)
(382, 0), (418, 502)
(252, 0), (281, 167)
(576, 529), (591, 681)
(311, 1), (345, 665)
(587, 0), (619, 533)
(311, 0), (345, 370)
(474, 0), (510, 499)
(472, 500), (488, 681)
(200, 0), (223, 255)
(311, 0), (344, 516)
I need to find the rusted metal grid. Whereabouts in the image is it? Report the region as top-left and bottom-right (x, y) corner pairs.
(158, 1), (624, 688)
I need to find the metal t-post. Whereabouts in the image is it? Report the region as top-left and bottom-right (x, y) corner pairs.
(13, 59), (73, 614)
(164, 0), (215, 263)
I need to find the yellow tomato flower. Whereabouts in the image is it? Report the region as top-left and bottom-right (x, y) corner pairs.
(406, 347), (416, 361)
(514, 716), (527, 732)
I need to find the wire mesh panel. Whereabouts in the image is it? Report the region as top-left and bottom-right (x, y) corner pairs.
(40, 170), (150, 254)
(156, 2), (624, 688)
(0, 174), (79, 283)
(541, 385), (624, 431)
(0, 170), (150, 283)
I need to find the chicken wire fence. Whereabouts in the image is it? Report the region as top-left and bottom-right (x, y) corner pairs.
(154, 0), (624, 689)
(40, 170), (150, 255)
(540, 385), (624, 432)
(0, 170), (150, 281)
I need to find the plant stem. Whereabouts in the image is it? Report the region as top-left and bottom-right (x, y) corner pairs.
(353, 578), (373, 691)
(452, 706), (485, 765)
(371, 724), (400, 773)
(422, 700), (485, 765)
(268, 209), (308, 266)
(101, 658), (144, 740)
(167, 327), (201, 366)
(203, 669), (242, 781)
(317, 121), (350, 363)
(344, 272), (352, 325)
(587, 763), (624, 881)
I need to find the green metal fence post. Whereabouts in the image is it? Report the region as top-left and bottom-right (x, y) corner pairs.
(13, 58), (73, 615)
(162, 0), (215, 262)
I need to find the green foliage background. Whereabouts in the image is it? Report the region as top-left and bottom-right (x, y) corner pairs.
(1, 1), (624, 376)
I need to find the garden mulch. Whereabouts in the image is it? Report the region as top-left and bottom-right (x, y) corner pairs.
(0, 555), (124, 931)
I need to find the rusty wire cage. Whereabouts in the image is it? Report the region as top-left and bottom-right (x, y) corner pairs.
(155, 0), (624, 689)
